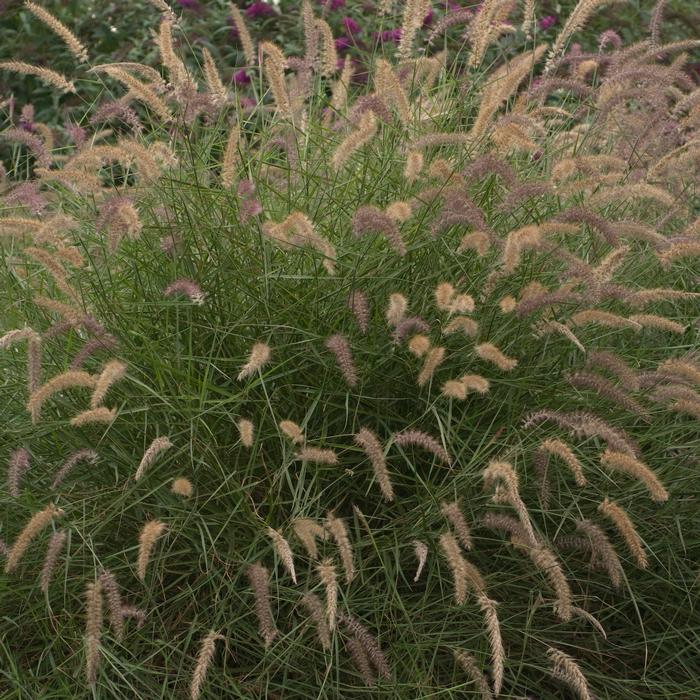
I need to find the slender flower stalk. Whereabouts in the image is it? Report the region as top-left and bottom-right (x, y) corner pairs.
(325, 334), (358, 388)
(547, 647), (593, 700)
(221, 122), (240, 188)
(598, 498), (647, 568)
(70, 406), (117, 427)
(237, 342), (272, 381)
(546, 0), (624, 72)
(7, 448), (30, 498)
(477, 595), (504, 696)
(441, 501), (472, 550)
(0, 61), (75, 92)
(91, 66), (172, 121)
(412, 540), (428, 582)
(230, 3), (256, 64)
(260, 42), (290, 118)
(135, 437), (173, 481)
(90, 360), (127, 408)
(296, 446), (339, 464)
(27, 370), (98, 424)
(279, 420), (304, 444)
(375, 59), (410, 124)
(5, 504), (64, 574)
(454, 649), (493, 700)
(417, 346), (446, 387)
(85, 580), (103, 685)
(53, 449), (98, 489)
(393, 430), (452, 465)
(482, 462), (537, 548)
(600, 450), (668, 502)
(40, 530), (67, 594)
(462, 375), (491, 394)
(247, 562), (277, 647)
(332, 111), (378, 171)
(301, 592), (331, 650)
(440, 532), (469, 604)
(201, 48), (226, 104)
(190, 631), (224, 700)
(164, 279), (205, 305)
(317, 558), (338, 630)
(347, 290), (370, 334)
(535, 439), (586, 487)
(325, 513), (354, 583)
(136, 520), (167, 582)
(293, 519), (326, 559)
(469, 47), (547, 139)
(339, 614), (391, 681)
(347, 636), (375, 686)
(355, 428), (393, 501)
(24, 247), (80, 304)
(98, 570), (124, 641)
(475, 343), (518, 372)
(24, 2), (87, 62)
(576, 519), (623, 589)
(267, 527), (297, 584)
(398, 0), (430, 59)
(237, 419), (254, 447)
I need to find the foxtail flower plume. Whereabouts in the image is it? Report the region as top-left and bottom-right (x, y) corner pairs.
(247, 562), (277, 647)
(7, 448), (30, 498)
(171, 477), (194, 497)
(325, 334), (358, 388)
(413, 540), (428, 582)
(547, 647), (593, 700)
(237, 342), (271, 381)
(40, 530), (67, 594)
(267, 527), (297, 584)
(325, 513), (354, 583)
(53, 449), (98, 489)
(85, 580), (103, 685)
(237, 418), (254, 447)
(135, 437), (173, 481)
(5, 504), (63, 574)
(164, 279), (205, 305)
(293, 518), (326, 559)
(393, 430), (452, 466)
(24, 1), (87, 62)
(355, 428), (393, 501)
(190, 631), (224, 700)
(301, 592), (331, 650)
(136, 520), (167, 581)
(600, 450), (668, 502)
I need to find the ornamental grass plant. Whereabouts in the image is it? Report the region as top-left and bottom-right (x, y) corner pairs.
(0, 0), (699, 697)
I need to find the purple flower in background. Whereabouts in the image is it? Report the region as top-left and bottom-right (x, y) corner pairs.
(176, 0), (201, 11)
(374, 28), (402, 44)
(538, 15), (557, 31)
(233, 68), (251, 85)
(423, 8), (434, 26)
(342, 16), (361, 35)
(335, 36), (352, 52)
(245, 1), (275, 18)
(319, 0), (346, 9)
